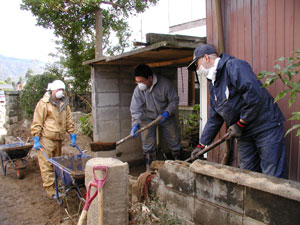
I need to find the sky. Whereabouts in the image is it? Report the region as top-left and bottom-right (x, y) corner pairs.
(0, 0), (57, 63)
(0, 0), (205, 63)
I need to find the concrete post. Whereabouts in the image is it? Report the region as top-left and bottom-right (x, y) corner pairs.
(85, 157), (129, 225)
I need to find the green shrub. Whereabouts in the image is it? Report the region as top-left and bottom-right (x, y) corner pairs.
(20, 73), (61, 119)
(258, 49), (300, 138)
(79, 113), (93, 140)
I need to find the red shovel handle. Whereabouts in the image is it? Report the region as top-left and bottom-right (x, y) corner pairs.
(83, 182), (98, 210)
(93, 166), (109, 188)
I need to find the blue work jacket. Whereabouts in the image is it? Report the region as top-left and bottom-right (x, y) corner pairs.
(200, 54), (285, 145)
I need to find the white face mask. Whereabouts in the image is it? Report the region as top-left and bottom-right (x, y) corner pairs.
(138, 83), (147, 91)
(196, 65), (210, 77)
(55, 90), (64, 99)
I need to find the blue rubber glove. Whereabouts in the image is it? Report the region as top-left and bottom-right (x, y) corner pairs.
(130, 124), (140, 139)
(33, 136), (42, 150)
(70, 134), (77, 147)
(160, 111), (169, 124)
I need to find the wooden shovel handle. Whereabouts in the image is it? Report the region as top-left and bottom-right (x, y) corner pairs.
(116, 115), (163, 146)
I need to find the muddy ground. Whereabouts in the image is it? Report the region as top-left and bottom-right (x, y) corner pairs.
(0, 134), (146, 225)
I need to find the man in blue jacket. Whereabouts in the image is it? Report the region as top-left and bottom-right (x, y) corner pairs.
(130, 64), (182, 171)
(187, 44), (288, 178)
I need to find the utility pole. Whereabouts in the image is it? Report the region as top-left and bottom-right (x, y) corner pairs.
(95, 8), (103, 58)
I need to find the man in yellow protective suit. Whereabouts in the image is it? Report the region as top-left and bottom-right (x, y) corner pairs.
(31, 80), (77, 199)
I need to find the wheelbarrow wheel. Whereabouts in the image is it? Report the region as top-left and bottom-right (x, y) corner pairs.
(16, 168), (25, 179)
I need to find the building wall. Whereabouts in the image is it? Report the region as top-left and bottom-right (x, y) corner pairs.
(91, 65), (178, 164)
(206, 0), (300, 181)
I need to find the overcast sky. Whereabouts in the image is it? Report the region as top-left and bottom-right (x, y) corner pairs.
(0, 0), (204, 63)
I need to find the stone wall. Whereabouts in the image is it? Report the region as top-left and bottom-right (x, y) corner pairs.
(150, 160), (300, 225)
(0, 91), (22, 137)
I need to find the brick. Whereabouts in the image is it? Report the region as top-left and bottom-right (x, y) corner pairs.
(194, 198), (243, 225)
(96, 106), (120, 120)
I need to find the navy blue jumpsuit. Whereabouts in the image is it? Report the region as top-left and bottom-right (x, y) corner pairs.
(200, 53), (288, 178)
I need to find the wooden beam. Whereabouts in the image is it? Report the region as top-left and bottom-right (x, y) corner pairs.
(147, 56), (193, 68)
(169, 18), (206, 33)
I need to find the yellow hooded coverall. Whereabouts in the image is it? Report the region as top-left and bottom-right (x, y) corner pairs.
(31, 92), (75, 197)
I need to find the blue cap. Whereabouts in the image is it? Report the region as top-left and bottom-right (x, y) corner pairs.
(187, 44), (217, 71)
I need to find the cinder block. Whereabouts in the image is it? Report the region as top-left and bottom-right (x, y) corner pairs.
(194, 173), (244, 213)
(120, 92), (132, 106)
(120, 119), (131, 132)
(97, 131), (120, 142)
(96, 106), (120, 121)
(94, 78), (119, 93)
(120, 106), (131, 119)
(95, 93), (119, 107)
(157, 184), (194, 222)
(120, 79), (136, 92)
(95, 65), (120, 79)
(158, 161), (195, 196)
(85, 157), (129, 225)
(244, 187), (300, 225)
(194, 198), (243, 225)
(98, 120), (120, 134)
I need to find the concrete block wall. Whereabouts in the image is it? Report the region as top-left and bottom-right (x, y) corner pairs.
(2, 91), (22, 136)
(85, 157), (129, 225)
(151, 160), (300, 225)
(91, 65), (178, 164)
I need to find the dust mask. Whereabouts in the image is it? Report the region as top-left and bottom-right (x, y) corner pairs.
(196, 65), (210, 78)
(138, 83), (147, 91)
(55, 90), (64, 99)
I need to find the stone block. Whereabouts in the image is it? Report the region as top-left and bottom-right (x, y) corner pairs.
(158, 160), (195, 195)
(157, 184), (194, 222)
(7, 110), (18, 117)
(194, 198), (243, 225)
(120, 106), (131, 120)
(95, 93), (119, 107)
(96, 131), (120, 143)
(94, 78), (119, 93)
(194, 173), (244, 213)
(120, 119), (131, 132)
(96, 106), (120, 121)
(244, 187), (300, 225)
(98, 120), (120, 134)
(6, 102), (20, 110)
(95, 65), (120, 79)
(119, 79), (136, 92)
(5, 116), (18, 125)
(242, 217), (266, 225)
(85, 157), (129, 225)
(120, 92), (132, 106)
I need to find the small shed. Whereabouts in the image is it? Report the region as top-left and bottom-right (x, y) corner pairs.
(83, 33), (205, 164)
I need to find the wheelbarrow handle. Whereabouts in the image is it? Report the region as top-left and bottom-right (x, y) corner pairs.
(93, 166), (109, 188)
(74, 144), (84, 154)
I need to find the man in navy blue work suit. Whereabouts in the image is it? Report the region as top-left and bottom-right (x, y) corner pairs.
(187, 44), (288, 179)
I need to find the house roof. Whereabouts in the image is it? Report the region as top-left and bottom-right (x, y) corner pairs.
(83, 36), (206, 68)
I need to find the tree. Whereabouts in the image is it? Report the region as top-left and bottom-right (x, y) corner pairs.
(21, 0), (159, 94)
(258, 49), (300, 138)
(25, 69), (34, 80)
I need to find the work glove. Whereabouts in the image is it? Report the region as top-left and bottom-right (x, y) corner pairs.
(130, 124), (140, 139)
(159, 111), (169, 124)
(191, 143), (205, 158)
(33, 136), (42, 150)
(228, 121), (246, 138)
(69, 134), (77, 147)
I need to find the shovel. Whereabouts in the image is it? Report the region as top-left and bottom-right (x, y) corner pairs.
(185, 132), (230, 162)
(90, 115), (163, 152)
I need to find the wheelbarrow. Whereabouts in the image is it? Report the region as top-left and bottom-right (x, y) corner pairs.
(0, 142), (33, 179)
(40, 144), (91, 205)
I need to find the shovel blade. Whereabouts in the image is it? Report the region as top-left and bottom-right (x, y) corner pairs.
(90, 141), (116, 152)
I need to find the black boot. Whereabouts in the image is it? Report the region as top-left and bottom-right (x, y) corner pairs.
(171, 150), (182, 160)
(144, 152), (156, 171)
